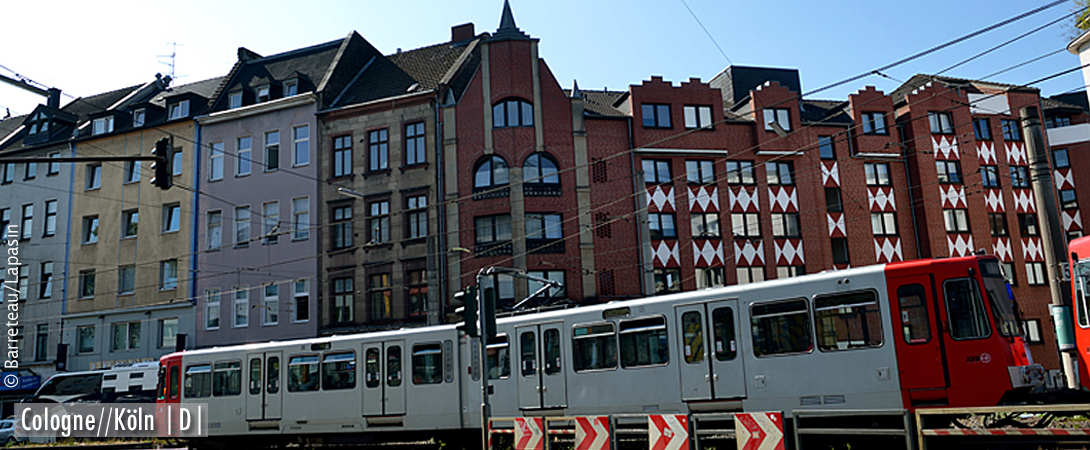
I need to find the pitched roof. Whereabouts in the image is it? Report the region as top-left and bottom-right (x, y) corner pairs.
(387, 41), (474, 92)
(890, 74), (1036, 105)
(209, 37), (354, 111)
(149, 76), (224, 109)
(800, 99), (851, 125)
(570, 89), (627, 117)
(1045, 91), (1088, 112)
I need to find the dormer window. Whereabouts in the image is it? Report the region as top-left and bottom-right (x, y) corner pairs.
(256, 85), (270, 103)
(169, 100), (190, 120)
(283, 80), (298, 97)
(27, 111), (50, 135)
(133, 109), (146, 127)
(229, 92), (243, 109)
(92, 116), (114, 136)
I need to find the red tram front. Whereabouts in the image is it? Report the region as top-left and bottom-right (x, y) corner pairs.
(1068, 235), (1090, 390)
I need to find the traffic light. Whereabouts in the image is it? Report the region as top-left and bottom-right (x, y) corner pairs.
(150, 137), (173, 190)
(454, 285), (495, 338)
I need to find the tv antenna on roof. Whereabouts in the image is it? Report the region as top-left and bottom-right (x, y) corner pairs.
(158, 42), (184, 81)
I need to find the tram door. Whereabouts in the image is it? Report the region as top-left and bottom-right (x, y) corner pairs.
(675, 300), (746, 401)
(889, 275), (948, 403)
(245, 351), (282, 421)
(362, 341), (406, 416)
(516, 322), (568, 410)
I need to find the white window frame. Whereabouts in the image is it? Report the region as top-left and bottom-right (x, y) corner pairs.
(133, 108), (146, 127)
(207, 210), (222, 249)
(263, 201), (280, 244)
(234, 285), (250, 327)
(160, 259), (178, 291)
(293, 125), (310, 167)
(209, 141), (225, 181)
(263, 283), (279, 325)
(168, 100), (190, 120)
(264, 130), (280, 171)
(292, 197), (309, 240)
(162, 203), (180, 233)
(235, 205), (251, 246)
(763, 108), (791, 131)
(293, 279), (310, 323)
(92, 116), (114, 135)
(205, 288), (221, 330)
(237, 136), (252, 176)
(123, 160), (141, 184)
(683, 105), (713, 129)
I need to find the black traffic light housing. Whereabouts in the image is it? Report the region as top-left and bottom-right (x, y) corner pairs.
(150, 137), (173, 190)
(454, 285), (495, 338)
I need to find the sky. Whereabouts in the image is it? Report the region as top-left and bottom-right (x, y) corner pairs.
(1, 0), (1086, 118)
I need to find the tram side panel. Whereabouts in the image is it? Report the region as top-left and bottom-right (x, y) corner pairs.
(1069, 236), (1090, 391)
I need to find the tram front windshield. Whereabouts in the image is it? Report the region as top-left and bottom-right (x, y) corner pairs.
(1076, 258), (1090, 328)
(979, 259), (1020, 337)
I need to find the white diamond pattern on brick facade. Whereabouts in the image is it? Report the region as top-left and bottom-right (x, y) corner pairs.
(1062, 210), (1083, 232)
(976, 142), (996, 164)
(827, 213), (846, 237)
(1023, 237), (1043, 262)
(933, 136), (959, 160)
(768, 186), (798, 213)
(1013, 190), (1035, 213)
(940, 185), (967, 209)
(688, 186), (719, 212)
(734, 240), (764, 265)
(993, 237), (1013, 262)
(874, 237), (903, 263)
(947, 234), (975, 257)
(1055, 169), (1075, 190)
(1006, 142), (1027, 166)
(647, 186), (676, 211)
(984, 190), (1005, 213)
(729, 186), (759, 212)
(822, 161), (840, 187)
(652, 241), (679, 266)
(868, 187), (896, 212)
(693, 241), (724, 266)
(774, 239), (805, 265)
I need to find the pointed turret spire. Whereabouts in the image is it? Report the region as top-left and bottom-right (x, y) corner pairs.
(571, 80), (583, 99)
(490, 0), (532, 42)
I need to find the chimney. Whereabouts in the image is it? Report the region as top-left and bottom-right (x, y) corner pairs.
(47, 88), (61, 109)
(451, 23), (475, 42)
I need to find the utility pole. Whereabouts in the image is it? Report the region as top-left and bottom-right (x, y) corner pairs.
(1021, 106), (1078, 389)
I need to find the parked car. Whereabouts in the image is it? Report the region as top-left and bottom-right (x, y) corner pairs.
(0, 418), (24, 444)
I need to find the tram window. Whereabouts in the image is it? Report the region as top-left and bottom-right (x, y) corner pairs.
(322, 352), (357, 390)
(681, 312), (704, 364)
(184, 364), (211, 398)
(288, 355), (320, 392)
(712, 307), (737, 361)
(572, 323), (617, 372)
(521, 332), (537, 376)
(212, 361), (242, 396)
(897, 284), (930, 344)
(486, 336), (511, 379)
(158, 367), (166, 401)
(267, 357), (280, 394)
(980, 261), (1020, 337)
(751, 299), (812, 356)
(944, 278), (991, 340)
(814, 291), (883, 351)
(412, 343), (444, 384)
(1077, 263), (1090, 328)
(544, 329), (561, 375)
(249, 359), (262, 395)
(365, 348), (381, 388)
(169, 365), (180, 399)
(620, 316), (669, 368)
(387, 346), (403, 387)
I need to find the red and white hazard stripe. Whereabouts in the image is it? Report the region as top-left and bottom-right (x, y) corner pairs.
(925, 428), (1090, 436)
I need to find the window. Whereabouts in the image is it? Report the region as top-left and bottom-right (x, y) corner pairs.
(362, 201), (390, 245)
(111, 321), (141, 351)
(641, 103), (671, 128)
(974, 118), (991, 140)
(77, 326), (94, 353)
(122, 209), (138, 238)
(944, 278), (990, 339)
(294, 279), (309, 322)
(162, 203), (180, 233)
(43, 200), (56, 237)
(79, 270), (95, 298)
(322, 352), (356, 390)
(23, 162), (35, 180)
(928, 112), (954, 134)
(619, 316), (669, 368)
(1059, 189), (1078, 210)
(825, 187), (843, 213)
(212, 361), (242, 396)
(475, 214), (512, 245)
(256, 85), (270, 103)
(405, 122), (425, 166)
(291, 197), (309, 240)
(523, 153), (560, 193)
(0, 209), (8, 243)
(474, 156), (510, 192)
(160, 318), (178, 348)
(264, 130), (279, 171)
(228, 91), (242, 109)
(648, 213), (677, 240)
(897, 284), (930, 344)
(1002, 262), (1018, 286)
(696, 267), (725, 289)
(209, 142), (224, 181)
(172, 147), (182, 176)
(47, 152), (60, 175)
(776, 265), (805, 278)
(1023, 319), (1043, 343)
(493, 99), (533, 128)
(691, 213), (720, 238)
(642, 159), (671, 184)
(19, 204), (32, 240)
(368, 129), (388, 172)
(819, 136), (835, 159)
(86, 164), (102, 190)
(981, 165), (1000, 188)
(737, 267), (765, 285)
(133, 109), (145, 127)
(92, 116), (114, 135)
(293, 125), (310, 166)
(237, 136), (252, 176)
(1009, 166), (1029, 188)
(331, 205), (352, 250)
(1026, 262), (1046, 286)
(1019, 213), (1039, 236)
(1, 164), (12, 183)
(831, 238), (850, 265)
(861, 112), (887, 134)
(726, 161), (755, 185)
(332, 277), (354, 323)
(406, 269), (427, 317)
(235, 206), (251, 246)
(527, 270), (565, 300)
(572, 323), (617, 372)
(123, 160), (140, 183)
(988, 213), (1008, 236)
(751, 299), (812, 356)
(763, 108), (791, 131)
(160, 259), (178, 290)
(233, 286), (250, 327)
(16, 266), (27, 300)
(1053, 148), (1070, 169)
(485, 336), (510, 380)
(771, 213), (800, 237)
(814, 291), (883, 351)
(205, 289), (221, 330)
(284, 80), (298, 97)
(168, 100), (189, 120)
(683, 105), (713, 129)
(944, 209), (970, 233)
(206, 211), (222, 249)
(369, 272), (391, 320)
(413, 344), (443, 384)
(654, 268), (681, 293)
(480, 273), (515, 307)
(39, 262), (52, 299)
(33, 324), (47, 361)
(731, 213), (760, 238)
(185, 365), (212, 398)
(263, 283), (278, 325)
(526, 213), (563, 247)
(936, 160), (962, 184)
(118, 265), (135, 295)
(82, 215), (99, 244)
(406, 195), (427, 239)
(263, 201), (279, 244)
(686, 160), (714, 184)
(1047, 116), (1072, 129)
(1001, 119), (1021, 141)
(871, 212), (897, 236)
(332, 135), (352, 177)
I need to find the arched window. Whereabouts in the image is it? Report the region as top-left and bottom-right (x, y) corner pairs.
(493, 99), (533, 128)
(523, 153), (561, 197)
(474, 155), (510, 199)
